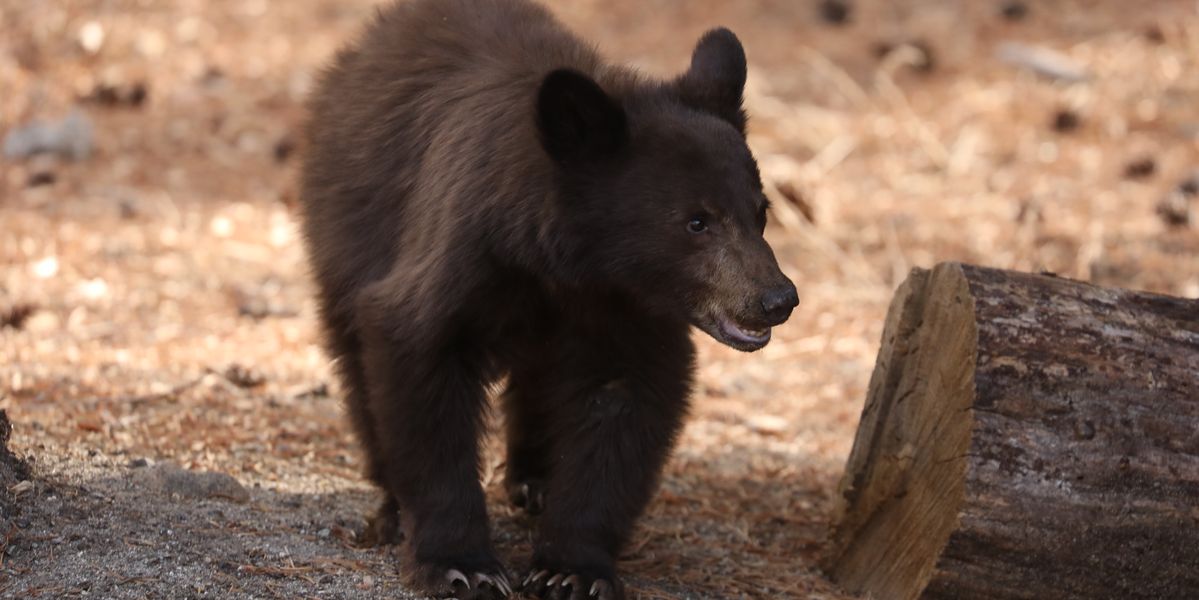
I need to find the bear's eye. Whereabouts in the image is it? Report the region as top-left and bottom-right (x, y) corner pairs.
(686, 217), (708, 234)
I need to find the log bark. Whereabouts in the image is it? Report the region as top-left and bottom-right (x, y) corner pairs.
(824, 262), (1199, 600)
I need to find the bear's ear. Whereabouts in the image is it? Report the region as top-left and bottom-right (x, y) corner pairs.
(675, 27), (748, 134)
(537, 69), (628, 163)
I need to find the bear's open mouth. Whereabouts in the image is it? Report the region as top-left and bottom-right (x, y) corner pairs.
(716, 314), (771, 350)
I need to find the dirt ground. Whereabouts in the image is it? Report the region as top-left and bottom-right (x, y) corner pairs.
(2, 0), (1197, 598)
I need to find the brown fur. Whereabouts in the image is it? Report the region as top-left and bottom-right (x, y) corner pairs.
(299, 1), (797, 598)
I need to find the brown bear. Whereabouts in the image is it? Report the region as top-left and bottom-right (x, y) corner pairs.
(299, 0), (798, 598)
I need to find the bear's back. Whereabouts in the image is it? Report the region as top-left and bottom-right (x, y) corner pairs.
(300, 0), (601, 313)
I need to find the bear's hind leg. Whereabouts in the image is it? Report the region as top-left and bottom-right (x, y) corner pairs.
(342, 357), (402, 547)
(502, 369), (555, 516)
(322, 315), (402, 546)
(362, 494), (401, 547)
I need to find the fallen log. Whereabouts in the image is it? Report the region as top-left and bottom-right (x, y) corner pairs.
(824, 262), (1199, 600)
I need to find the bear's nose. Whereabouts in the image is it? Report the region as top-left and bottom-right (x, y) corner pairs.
(760, 284), (799, 323)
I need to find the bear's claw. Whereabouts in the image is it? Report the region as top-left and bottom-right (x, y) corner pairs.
(447, 569), (470, 588)
(588, 580), (614, 598)
(524, 569), (549, 587)
(522, 569), (620, 600)
(474, 572), (514, 597)
(440, 566), (513, 599)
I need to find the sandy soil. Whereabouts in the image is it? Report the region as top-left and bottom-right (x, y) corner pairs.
(2, 0), (1197, 598)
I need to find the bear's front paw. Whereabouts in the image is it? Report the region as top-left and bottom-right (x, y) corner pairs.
(407, 559), (514, 599)
(506, 479), (546, 515)
(521, 567), (623, 600)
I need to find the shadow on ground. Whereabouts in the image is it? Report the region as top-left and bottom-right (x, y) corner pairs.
(2, 440), (845, 599)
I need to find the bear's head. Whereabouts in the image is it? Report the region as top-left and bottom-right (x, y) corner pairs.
(537, 28), (798, 352)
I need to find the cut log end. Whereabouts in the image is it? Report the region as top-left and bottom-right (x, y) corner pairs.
(824, 262), (1199, 600)
(824, 264), (979, 598)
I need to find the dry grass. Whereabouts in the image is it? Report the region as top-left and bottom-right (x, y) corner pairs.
(2, 0), (1197, 598)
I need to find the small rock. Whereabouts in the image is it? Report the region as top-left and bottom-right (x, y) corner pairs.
(10, 480), (34, 496)
(209, 215), (234, 238)
(317, 528), (331, 539)
(78, 21), (106, 54)
(127, 458), (149, 468)
(818, 0), (851, 25)
(30, 255), (58, 279)
(744, 414), (789, 436)
(136, 462), (250, 503)
(77, 278), (109, 301)
(3, 110), (94, 161)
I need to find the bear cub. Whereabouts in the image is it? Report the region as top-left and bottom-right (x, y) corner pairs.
(299, 0), (798, 598)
